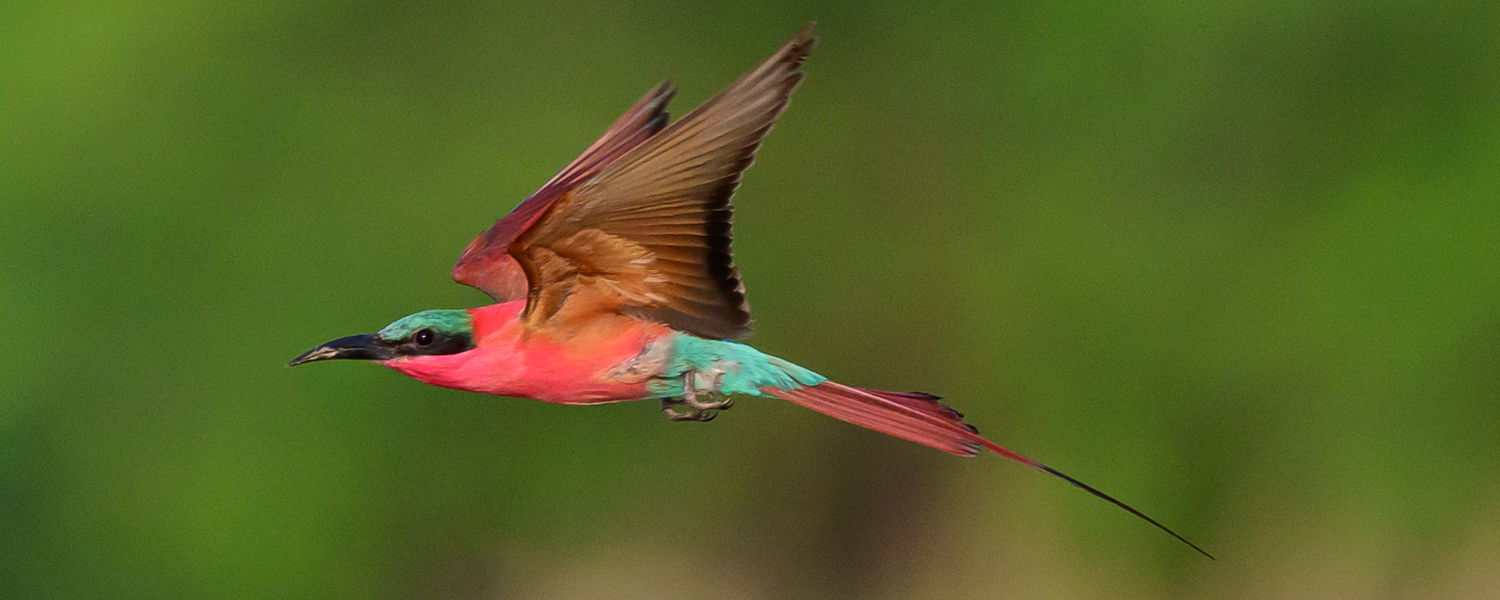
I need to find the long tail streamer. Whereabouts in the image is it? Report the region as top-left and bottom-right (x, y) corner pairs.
(767, 381), (1214, 559)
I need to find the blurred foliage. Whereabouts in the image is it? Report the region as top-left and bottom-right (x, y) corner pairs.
(4, 1), (1500, 598)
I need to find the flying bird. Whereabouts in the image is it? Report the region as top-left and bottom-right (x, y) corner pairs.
(290, 25), (1211, 558)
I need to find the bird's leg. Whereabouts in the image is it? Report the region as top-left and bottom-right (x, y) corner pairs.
(659, 371), (730, 422)
(683, 372), (733, 411)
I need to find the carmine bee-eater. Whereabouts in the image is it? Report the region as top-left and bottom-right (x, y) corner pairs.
(290, 25), (1211, 558)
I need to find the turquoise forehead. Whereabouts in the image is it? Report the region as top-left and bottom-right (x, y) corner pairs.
(378, 309), (473, 340)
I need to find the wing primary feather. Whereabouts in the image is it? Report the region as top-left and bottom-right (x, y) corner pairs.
(460, 25), (816, 340)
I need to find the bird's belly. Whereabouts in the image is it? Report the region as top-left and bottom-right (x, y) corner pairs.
(480, 325), (666, 405)
(391, 344), (653, 404)
(506, 366), (652, 405)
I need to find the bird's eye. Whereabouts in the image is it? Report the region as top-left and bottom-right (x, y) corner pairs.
(413, 328), (436, 347)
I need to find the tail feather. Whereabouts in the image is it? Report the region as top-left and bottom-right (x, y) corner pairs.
(772, 383), (984, 456)
(764, 381), (1214, 559)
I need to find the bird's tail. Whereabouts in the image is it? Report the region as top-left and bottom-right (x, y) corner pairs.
(764, 381), (1214, 558)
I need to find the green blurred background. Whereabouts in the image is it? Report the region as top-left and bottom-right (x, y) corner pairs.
(4, 2), (1499, 598)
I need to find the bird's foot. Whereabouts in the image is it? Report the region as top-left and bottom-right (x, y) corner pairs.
(686, 396), (733, 410)
(660, 398), (717, 422)
(660, 371), (732, 422)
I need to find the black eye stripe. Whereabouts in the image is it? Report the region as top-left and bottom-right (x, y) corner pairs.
(396, 329), (474, 357)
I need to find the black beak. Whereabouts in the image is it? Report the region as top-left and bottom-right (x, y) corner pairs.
(287, 334), (395, 367)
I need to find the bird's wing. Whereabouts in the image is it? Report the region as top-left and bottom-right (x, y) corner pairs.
(475, 26), (814, 339)
(452, 81), (677, 302)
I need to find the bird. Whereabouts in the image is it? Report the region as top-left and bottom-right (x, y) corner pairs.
(289, 24), (1212, 559)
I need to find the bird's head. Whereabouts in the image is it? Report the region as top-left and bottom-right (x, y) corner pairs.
(288, 309), (476, 367)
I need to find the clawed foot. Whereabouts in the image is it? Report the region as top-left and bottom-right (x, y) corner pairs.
(660, 372), (732, 422)
(661, 400), (717, 422)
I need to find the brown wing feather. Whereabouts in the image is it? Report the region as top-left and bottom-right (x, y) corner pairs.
(452, 82), (676, 301)
(515, 26), (815, 339)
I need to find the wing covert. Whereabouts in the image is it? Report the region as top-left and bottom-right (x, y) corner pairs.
(452, 81), (676, 301)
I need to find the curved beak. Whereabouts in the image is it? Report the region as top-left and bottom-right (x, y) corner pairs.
(287, 334), (394, 367)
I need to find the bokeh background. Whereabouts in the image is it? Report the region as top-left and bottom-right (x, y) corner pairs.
(4, 2), (1499, 598)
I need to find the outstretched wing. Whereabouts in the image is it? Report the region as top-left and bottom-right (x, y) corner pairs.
(453, 81), (676, 302)
(460, 25), (815, 340)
